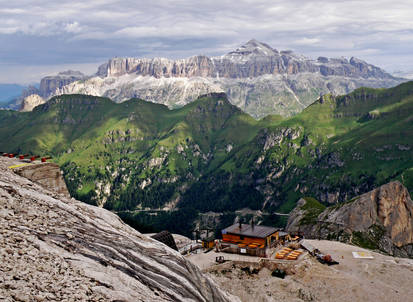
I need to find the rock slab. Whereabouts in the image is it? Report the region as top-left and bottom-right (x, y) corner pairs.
(13, 163), (70, 197)
(0, 157), (237, 302)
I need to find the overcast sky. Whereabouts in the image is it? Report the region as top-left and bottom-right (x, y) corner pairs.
(1, 0), (413, 84)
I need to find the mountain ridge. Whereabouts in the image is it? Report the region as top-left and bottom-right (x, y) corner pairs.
(95, 39), (396, 80)
(14, 40), (405, 118)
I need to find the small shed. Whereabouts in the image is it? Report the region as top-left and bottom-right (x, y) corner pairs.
(202, 236), (215, 249)
(300, 239), (318, 255)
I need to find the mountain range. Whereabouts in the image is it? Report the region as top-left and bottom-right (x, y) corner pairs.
(16, 39), (404, 118)
(1, 81), (412, 236)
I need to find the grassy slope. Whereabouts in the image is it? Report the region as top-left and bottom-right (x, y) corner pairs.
(192, 82), (413, 214)
(0, 93), (265, 206)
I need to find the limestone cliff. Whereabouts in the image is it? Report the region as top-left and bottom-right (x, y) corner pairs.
(0, 157), (237, 302)
(39, 70), (86, 98)
(286, 181), (413, 257)
(96, 40), (395, 80)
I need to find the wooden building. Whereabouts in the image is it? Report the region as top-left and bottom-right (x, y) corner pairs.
(201, 236), (215, 249)
(221, 223), (278, 247)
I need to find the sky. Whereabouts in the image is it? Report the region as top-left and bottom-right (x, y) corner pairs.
(1, 0), (413, 84)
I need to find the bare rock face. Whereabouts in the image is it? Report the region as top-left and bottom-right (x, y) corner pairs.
(96, 40), (395, 80)
(39, 70), (85, 98)
(13, 162), (70, 196)
(286, 181), (413, 257)
(20, 94), (45, 112)
(20, 85), (40, 99)
(362, 182), (413, 247)
(0, 157), (237, 302)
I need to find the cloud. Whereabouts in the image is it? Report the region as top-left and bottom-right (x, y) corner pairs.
(114, 24), (236, 39)
(0, 8), (26, 14)
(293, 38), (320, 46)
(0, 0), (413, 83)
(64, 22), (83, 34)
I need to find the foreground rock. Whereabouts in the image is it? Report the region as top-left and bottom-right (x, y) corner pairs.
(286, 181), (413, 257)
(0, 157), (237, 302)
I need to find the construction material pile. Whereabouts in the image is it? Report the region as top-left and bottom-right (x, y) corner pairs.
(275, 247), (303, 260)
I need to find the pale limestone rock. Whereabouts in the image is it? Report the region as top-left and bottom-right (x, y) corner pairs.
(0, 157), (238, 302)
(148, 157), (166, 168)
(20, 94), (45, 112)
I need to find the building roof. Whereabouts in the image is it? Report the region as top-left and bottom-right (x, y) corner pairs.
(151, 230), (178, 251)
(300, 239), (317, 254)
(222, 223), (277, 239)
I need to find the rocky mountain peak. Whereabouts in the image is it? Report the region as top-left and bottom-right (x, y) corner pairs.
(226, 39), (278, 58)
(349, 57), (367, 65)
